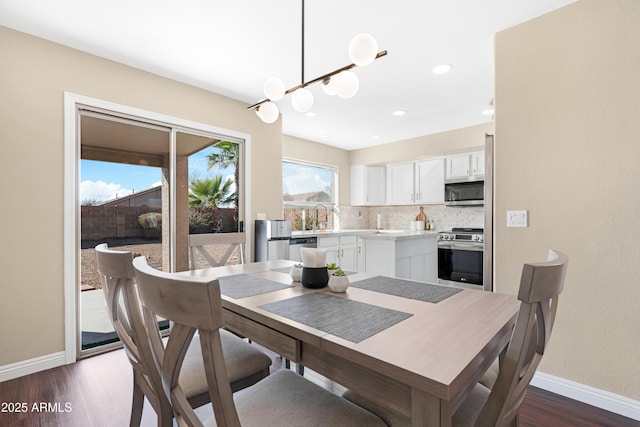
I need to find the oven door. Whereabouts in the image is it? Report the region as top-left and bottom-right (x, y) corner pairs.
(438, 241), (483, 287)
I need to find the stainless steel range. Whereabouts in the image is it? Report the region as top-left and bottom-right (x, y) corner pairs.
(437, 228), (484, 289)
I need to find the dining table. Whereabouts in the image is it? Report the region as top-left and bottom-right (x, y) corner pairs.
(183, 259), (519, 427)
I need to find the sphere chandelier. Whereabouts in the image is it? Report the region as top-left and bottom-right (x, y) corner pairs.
(249, 0), (388, 123)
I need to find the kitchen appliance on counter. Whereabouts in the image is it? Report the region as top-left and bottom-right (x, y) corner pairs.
(255, 219), (292, 261)
(437, 228), (485, 290)
(444, 179), (484, 206)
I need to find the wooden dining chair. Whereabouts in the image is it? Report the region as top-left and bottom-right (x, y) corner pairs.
(188, 232), (246, 270)
(132, 256), (388, 427)
(342, 249), (569, 427)
(95, 243), (272, 427)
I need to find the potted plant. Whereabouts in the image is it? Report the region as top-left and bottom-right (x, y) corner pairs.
(290, 263), (303, 282)
(328, 267), (349, 292)
(326, 262), (339, 276)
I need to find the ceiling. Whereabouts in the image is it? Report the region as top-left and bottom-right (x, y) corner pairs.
(0, 0), (576, 151)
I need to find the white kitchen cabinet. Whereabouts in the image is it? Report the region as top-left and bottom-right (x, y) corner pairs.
(414, 158), (444, 204)
(387, 162), (415, 205)
(446, 151), (485, 180)
(387, 159), (444, 205)
(471, 151), (485, 176)
(362, 235), (438, 282)
(351, 165), (386, 206)
(317, 234), (358, 271)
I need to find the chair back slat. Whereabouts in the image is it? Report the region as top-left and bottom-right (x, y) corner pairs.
(188, 232), (246, 269)
(476, 250), (568, 427)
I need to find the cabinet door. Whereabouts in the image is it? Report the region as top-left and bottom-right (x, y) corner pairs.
(317, 236), (339, 266)
(446, 154), (471, 179)
(387, 162), (415, 205)
(415, 158), (444, 204)
(471, 151), (485, 177)
(366, 166), (386, 205)
(351, 165), (386, 205)
(338, 235), (357, 270)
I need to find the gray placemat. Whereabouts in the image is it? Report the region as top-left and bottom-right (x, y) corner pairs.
(271, 267), (357, 275)
(350, 276), (463, 303)
(218, 274), (293, 299)
(259, 293), (412, 343)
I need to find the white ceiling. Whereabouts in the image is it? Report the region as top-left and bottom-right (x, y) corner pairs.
(0, 0), (576, 151)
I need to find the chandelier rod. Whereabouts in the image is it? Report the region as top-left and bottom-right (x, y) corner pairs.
(301, 0), (305, 85)
(247, 50), (387, 110)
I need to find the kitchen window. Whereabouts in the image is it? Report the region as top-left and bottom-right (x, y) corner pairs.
(282, 159), (336, 231)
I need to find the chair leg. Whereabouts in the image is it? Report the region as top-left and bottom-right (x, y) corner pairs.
(129, 379), (144, 427)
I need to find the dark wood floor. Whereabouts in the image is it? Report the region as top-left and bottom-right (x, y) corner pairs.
(0, 346), (637, 427)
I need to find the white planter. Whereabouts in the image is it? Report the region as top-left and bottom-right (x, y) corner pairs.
(290, 266), (303, 282)
(328, 275), (349, 292)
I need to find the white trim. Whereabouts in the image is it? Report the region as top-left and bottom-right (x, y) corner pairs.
(532, 371), (640, 421)
(63, 92), (252, 363)
(0, 352), (67, 382)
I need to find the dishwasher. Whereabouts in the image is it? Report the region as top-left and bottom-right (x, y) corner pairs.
(288, 237), (317, 262)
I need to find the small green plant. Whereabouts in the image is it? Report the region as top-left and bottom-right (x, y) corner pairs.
(332, 267), (346, 276)
(326, 262), (338, 270)
(293, 263), (303, 268)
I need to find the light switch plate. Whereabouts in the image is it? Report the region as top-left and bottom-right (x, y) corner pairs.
(507, 210), (528, 228)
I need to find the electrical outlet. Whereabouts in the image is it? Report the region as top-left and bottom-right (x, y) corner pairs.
(507, 210), (528, 228)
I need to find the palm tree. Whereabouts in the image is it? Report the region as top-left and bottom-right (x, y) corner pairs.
(206, 141), (239, 208)
(188, 175), (236, 208)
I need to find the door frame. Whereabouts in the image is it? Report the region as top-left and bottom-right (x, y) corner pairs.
(63, 92), (252, 362)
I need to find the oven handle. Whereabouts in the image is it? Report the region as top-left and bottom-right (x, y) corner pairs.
(437, 241), (484, 251)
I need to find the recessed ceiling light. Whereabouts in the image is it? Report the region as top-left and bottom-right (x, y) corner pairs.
(305, 112), (316, 117)
(433, 64), (452, 74)
(392, 110), (406, 116)
(372, 135), (381, 139)
(482, 108), (495, 116)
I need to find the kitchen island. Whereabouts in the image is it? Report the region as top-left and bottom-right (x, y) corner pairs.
(291, 229), (438, 282)
(359, 230), (439, 283)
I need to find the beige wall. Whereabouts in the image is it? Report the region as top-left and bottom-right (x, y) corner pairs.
(495, 0), (640, 399)
(349, 123), (493, 166)
(0, 26), (282, 365)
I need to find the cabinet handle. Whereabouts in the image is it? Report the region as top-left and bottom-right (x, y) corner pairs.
(341, 249), (344, 257)
(358, 246), (361, 254)
(416, 192), (419, 200)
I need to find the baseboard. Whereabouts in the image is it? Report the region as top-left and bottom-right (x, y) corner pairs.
(532, 371), (640, 421)
(0, 352), (67, 383)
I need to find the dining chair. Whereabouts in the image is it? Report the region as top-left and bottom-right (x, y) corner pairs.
(132, 255), (388, 427)
(95, 243), (272, 427)
(189, 232), (246, 269)
(342, 249), (569, 427)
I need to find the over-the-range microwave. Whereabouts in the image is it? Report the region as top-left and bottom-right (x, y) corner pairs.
(444, 178), (484, 206)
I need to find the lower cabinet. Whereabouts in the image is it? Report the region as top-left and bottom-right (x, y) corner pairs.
(362, 236), (438, 283)
(317, 234), (358, 271)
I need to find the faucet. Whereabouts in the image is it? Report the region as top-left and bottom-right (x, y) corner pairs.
(313, 204), (329, 231)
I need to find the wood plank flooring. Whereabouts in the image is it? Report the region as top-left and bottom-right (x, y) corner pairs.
(0, 346), (637, 427)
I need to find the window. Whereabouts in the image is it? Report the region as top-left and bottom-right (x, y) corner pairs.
(282, 159), (336, 231)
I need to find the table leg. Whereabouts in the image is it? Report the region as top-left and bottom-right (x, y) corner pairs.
(411, 388), (452, 427)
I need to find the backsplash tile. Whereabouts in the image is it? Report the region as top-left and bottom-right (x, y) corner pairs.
(338, 205), (484, 232)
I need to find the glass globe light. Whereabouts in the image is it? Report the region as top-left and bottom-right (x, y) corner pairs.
(291, 88), (314, 112)
(321, 77), (337, 96)
(333, 71), (359, 99)
(349, 33), (378, 66)
(263, 77), (286, 101)
(256, 101), (279, 123)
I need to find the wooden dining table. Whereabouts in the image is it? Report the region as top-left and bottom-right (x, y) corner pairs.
(183, 259), (519, 427)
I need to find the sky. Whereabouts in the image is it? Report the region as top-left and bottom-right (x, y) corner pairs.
(80, 147), (233, 204)
(282, 161), (333, 196)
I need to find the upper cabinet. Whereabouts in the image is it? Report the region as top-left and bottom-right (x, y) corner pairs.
(445, 151), (484, 180)
(351, 165), (386, 206)
(415, 158), (445, 204)
(387, 162), (415, 205)
(387, 158), (444, 205)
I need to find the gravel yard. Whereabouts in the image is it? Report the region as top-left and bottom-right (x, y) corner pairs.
(82, 239), (239, 289)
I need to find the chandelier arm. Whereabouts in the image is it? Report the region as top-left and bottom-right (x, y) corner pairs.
(247, 50), (387, 111)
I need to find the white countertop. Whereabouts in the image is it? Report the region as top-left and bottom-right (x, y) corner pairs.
(291, 229), (438, 240)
